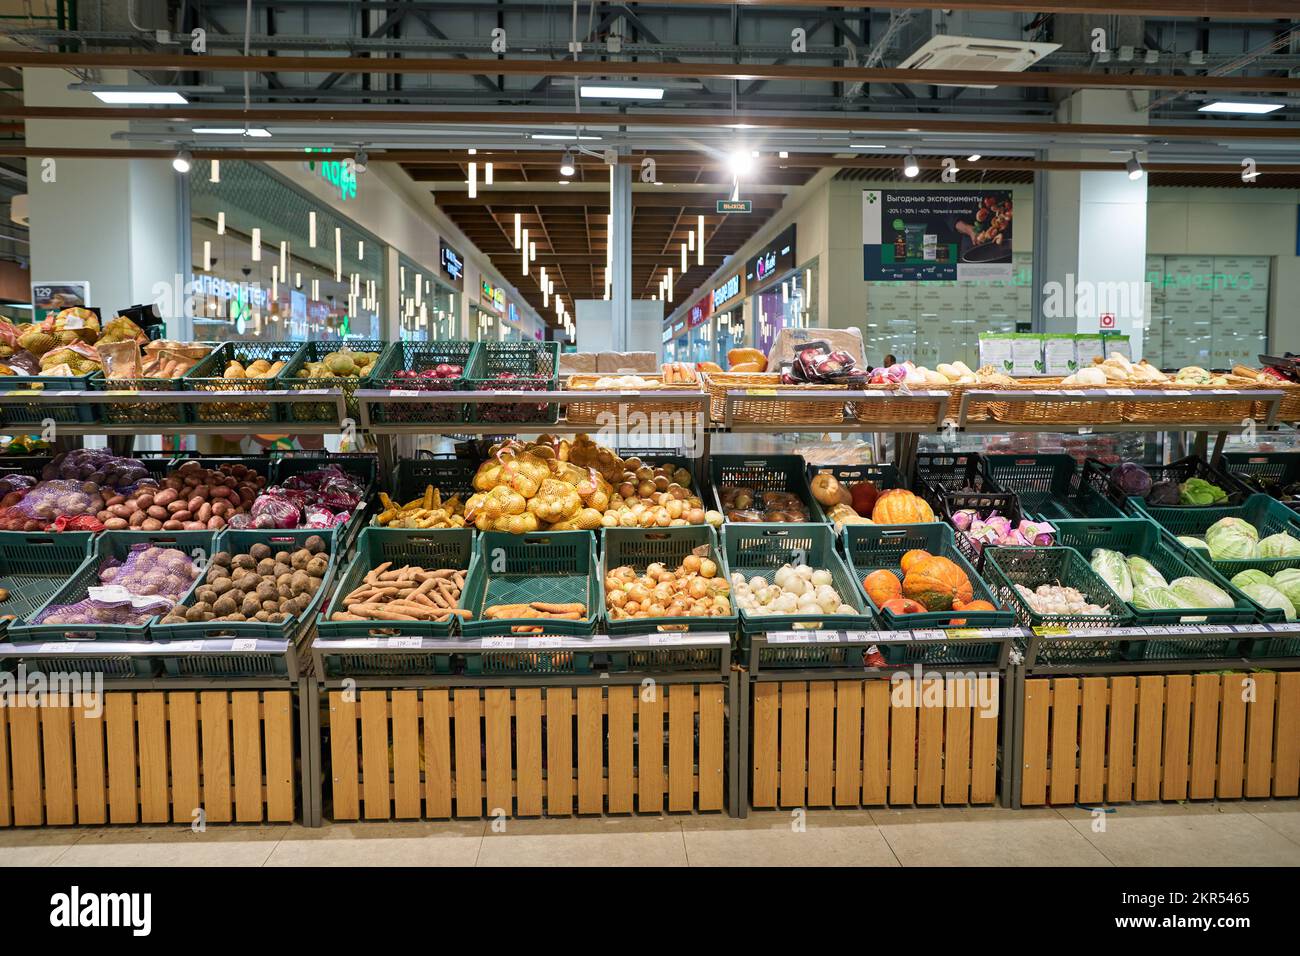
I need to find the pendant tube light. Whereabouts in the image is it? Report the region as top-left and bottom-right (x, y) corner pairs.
(334, 228), (342, 281)
(468, 161), (477, 198)
(209, 159), (220, 183)
(251, 227), (261, 261)
(681, 242), (687, 274)
(202, 240), (211, 272)
(514, 213), (521, 249)
(521, 228), (529, 276)
(485, 162), (493, 185)
(308, 211), (316, 247)
(216, 211), (225, 235)
(697, 215), (705, 265)
(279, 241), (287, 280)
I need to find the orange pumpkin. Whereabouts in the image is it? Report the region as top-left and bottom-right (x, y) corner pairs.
(950, 598), (996, 626)
(870, 488), (935, 524)
(902, 555), (974, 612)
(900, 549), (932, 574)
(881, 597), (927, 615)
(863, 569), (902, 606)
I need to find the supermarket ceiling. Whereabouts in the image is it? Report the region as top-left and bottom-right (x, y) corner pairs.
(1, 0), (1299, 318)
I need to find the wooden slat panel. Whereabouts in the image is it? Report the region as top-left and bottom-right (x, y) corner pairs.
(9, 705), (42, 826)
(485, 688), (516, 816)
(1106, 677), (1137, 804)
(1019, 679), (1050, 806)
(668, 684), (695, 812)
(1189, 674), (1221, 800)
(1161, 675), (1192, 802)
(834, 680), (863, 807)
(1077, 677), (1108, 806)
(942, 677), (971, 805)
(513, 688), (544, 816)
(1244, 672), (1277, 799)
(1274, 672), (1300, 798)
(167, 692), (200, 825)
(806, 681), (835, 807)
(422, 690), (452, 818)
(970, 676), (999, 805)
(105, 692), (138, 825)
(916, 678), (945, 805)
(751, 682), (779, 808)
(862, 681), (890, 804)
(262, 691), (294, 823)
(889, 680), (917, 804)
(1050, 679), (1080, 806)
(231, 691), (264, 823)
(390, 691), (421, 819)
(1134, 676), (1165, 802)
(359, 691), (391, 820)
(39, 704), (74, 825)
(546, 688), (575, 816)
(576, 687), (604, 815)
(638, 684), (664, 813)
(779, 682), (807, 808)
(697, 685), (725, 812)
(0, 707), (9, 826)
(1218, 674), (1249, 799)
(453, 689), (483, 818)
(136, 693), (170, 824)
(327, 691), (359, 820)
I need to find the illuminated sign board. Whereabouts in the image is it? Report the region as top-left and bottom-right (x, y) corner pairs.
(302, 148), (358, 201)
(746, 224), (796, 288)
(480, 278), (506, 314)
(191, 274), (269, 310)
(440, 240), (464, 285)
(507, 302), (520, 323)
(712, 274), (741, 311)
(688, 293), (713, 329)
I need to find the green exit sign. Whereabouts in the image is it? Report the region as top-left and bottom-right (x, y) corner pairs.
(717, 199), (752, 213)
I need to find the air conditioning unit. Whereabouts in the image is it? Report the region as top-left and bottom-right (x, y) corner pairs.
(898, 35), (1061, 88)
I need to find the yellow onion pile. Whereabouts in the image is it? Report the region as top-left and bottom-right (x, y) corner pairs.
(601, 457), (724, 529)
(605, 554), (732, 621)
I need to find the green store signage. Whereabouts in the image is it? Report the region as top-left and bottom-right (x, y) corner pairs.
(1146, 270), (1256, 291)
(303, 148), (358, 201)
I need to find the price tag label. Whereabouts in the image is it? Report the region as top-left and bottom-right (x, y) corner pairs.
(1061, 390), (1087, 397)
(815, 631), (840, 643)
(1163, 389), (1192, 397)
(619, 390), (641, 397)
(385, 636), (421, 649)
(589, 634), (611, 644)
(389, 389), (421, 397)
(649, 634), (683, 645)
(38, 643), (70, 653)
(911, 629), (947, 641)
(1032, 625), (1071, 637)
(766, 631), (811, 644)
(480, 636), (516, 649)
(528, 636), (562, 648)
(166, 640), (205, 652)
(231, 638), (258, 652)
(745, 388), (777, 396)
(1104, 388), (1134, 396)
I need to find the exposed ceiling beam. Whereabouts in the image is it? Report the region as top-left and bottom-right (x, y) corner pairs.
(654, 0), (1297, 15)
(7, 50), (1300, 93)
(432, 190), (788, 209)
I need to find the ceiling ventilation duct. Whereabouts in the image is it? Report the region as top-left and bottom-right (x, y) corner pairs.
(898, 36), (1060, 88)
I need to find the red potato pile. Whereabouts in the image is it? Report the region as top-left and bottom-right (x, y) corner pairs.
(96, 460), (267, 532)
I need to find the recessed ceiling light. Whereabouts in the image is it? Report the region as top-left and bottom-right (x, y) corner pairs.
(192, 127), (272, 137)
(579, 83), (665, 100)
(531, 133), (602, 141)
(1197, 100), (1286, 115)
(778, 151), (789, 159)
(558, 180), (571, 185)
(93, 89), (189, 104)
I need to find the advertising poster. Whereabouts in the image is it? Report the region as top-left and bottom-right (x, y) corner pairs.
(863, 189), (1013, 282)
(32, 281), (90, 322)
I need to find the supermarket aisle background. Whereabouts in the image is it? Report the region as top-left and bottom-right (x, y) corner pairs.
(3, 801), (1299, 866)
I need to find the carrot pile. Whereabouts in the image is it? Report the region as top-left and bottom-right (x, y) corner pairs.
(330, 562), (470, 623)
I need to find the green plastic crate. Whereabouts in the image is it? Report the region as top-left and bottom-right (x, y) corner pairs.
(464, 340), (560, 426)
(151, 528), (336, 642)
(600, 525), (737, 634)
(983, 546), (1133, 629)
(278, 339), (391, 424)
(273, 452), (378, 552)
(89, 342), (220, 426)
(0, 532), (96, 633)
(723, 522), (873, 635)
(711, 454), (828, 525)
(1134, 493), (1300, 578)
(461, 530), (599, 636)
(0, 370), (98, 426)
(183, 341), (306, 425)
(9, 531), (216, 643)
(1221, 451), (1300, 508)
(319, 527), (475, 639)
(366, 341), (477, 425)
(982, 453), (1125, 522)
(842, 522), (1014, 630)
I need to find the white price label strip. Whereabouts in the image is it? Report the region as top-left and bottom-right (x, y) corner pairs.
(481, 636), (516, 649)
(231, 638), (258, 652)
(650, 634), (683, 645)
(528, 636), (562, 648)
(385, 636), (421, 649)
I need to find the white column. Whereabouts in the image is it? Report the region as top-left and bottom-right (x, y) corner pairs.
(609, 161), (634, 351)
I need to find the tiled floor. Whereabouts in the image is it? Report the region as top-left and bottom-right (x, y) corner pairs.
(3, 801), (1299, 866)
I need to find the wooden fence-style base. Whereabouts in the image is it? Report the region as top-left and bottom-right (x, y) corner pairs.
(750, 676), (1001, 809)
(1019, 672), (1300, 806)
(326, 683), (727, 820)
(0, 690), (296, 827)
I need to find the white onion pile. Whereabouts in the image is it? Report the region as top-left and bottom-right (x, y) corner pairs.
(730, 564), (855, 617)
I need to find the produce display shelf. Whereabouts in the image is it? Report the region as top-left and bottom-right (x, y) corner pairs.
(1018, 622), (1300, 672)
(723, 388), (949, 432)
(956, 388), (1284, 431)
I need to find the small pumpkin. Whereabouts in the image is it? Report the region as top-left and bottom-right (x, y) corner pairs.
(850, 480), (879, 515)
(950, 598), (996, 626)
(870, 488), (935, 524)
(902, 555), (974, 612)
(863, 569), (902, 606)
(881, 597), (927, 615)
(900, 549), (932, 574)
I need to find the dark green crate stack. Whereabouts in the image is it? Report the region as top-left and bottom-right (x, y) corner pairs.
(1049, 517), (1256, 660)
(0, 370), (98, 426)
(277, 339), (391, 424)
(151, 528), (337, 642)
(1134, 492), (1300, 579)
(601, 525), (736, 634)
(723, 522), (872, 635)
(464, 340), (560, 425)
(366, 341), (477, 425)
(462, 530), (599, 636)
(0, 532), (96, 634)
(711, 454), (828, 524)
(184, 341), (306, 425)
(843, 522), (1014, 630)
(1082, 455), (1256, 514)
(983, 546), (1134, 664)
(10, 531), (216, 643)
(90, 343), (219, 426)
(982, 453), (1124, 521)
(1221, 451), (1300, 510)
(319, 527), (475, 639)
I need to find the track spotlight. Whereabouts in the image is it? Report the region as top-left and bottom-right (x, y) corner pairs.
(172, 149), (192, 174)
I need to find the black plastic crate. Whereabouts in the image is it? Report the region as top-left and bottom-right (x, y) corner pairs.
(711, 454), (827, 524)
(1221, 452), (1300, 508)
(1082, 455), (1256, 513)
(938, 487), (1026, 570)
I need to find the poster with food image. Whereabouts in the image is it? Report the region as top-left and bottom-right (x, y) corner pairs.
(31, 281), (90, 322)
(862, 189), (1013, 281)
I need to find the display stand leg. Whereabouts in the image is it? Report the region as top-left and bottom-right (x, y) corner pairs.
(1000, 663), (1020, 808)
(1210, 430), (1228, 467)
(1191, 430), (1209, 461)
(1008, 662), (1026, 810)
(376, 434), (397, 493)
(736, 667), (750, 818)
(298, 675), (322, 827)
(107, 435), (136, 457)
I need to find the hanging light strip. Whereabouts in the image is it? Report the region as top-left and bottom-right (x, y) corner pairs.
(308, 211), (316, 247)
(202, 240), (211, 272)
(217, 211), (225, 235)
(209, 159), (220, 183)
(357, 240), (364, 261)
(697, 215), (705, 265)
(521, 228), (529, 276)
(334, 228), (342, 281)
(485, 162), (493, 185)
(251, 227), (261, 261)
(514, 213), (521, 249)
(279, 241), (287, 280)
(468, 161), (477, 199)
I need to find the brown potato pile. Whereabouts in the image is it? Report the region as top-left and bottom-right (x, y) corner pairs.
(159, 534), (328, 625)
